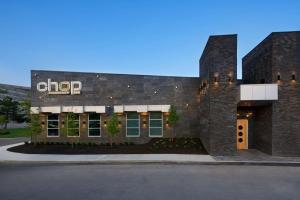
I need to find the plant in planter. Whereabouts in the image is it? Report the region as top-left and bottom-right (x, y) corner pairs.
(107, 113), (120, 147)
(168, 105), (180, 142)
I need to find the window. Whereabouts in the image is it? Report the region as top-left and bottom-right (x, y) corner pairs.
(67, 113), (80, 137)
(149, 112), (163, 137)
(88, 113), (101, 137)
(47, 114), (59, 137)
(126, 112), (140, 137)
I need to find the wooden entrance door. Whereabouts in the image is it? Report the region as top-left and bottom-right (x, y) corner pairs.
(237, 119), (248, 150)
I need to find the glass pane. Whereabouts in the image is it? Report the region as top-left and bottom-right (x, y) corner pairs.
(48, 114), (59, 120)
(89, 129), (101, 136)
(68, 114), (79, 120)
(48, 129), (59, 136)
(127, 112), (139, 119)
(150, 120), (162, 127)
(127, 120), (139, 127)
(89, 120), (100, 128)
(127, 128), (139, 136)
(68, 129), (79, 136)
(48, 121), (58, 128)
(150, 112), (162, 119)
(150, 128), (162, 136)
(89, 113), (100, 120)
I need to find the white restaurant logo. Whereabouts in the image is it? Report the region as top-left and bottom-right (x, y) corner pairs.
(37, 79), (82, 95)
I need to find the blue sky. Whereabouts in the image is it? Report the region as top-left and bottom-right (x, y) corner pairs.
(0, 0), (299, 86)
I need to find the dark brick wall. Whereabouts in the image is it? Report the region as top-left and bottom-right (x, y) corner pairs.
(253, 105), (273, 154)
(31, 70), (201, 143)
(271, 32), (300, 156)
(199, 34), (238, 156)
(243, 31), (300, 156)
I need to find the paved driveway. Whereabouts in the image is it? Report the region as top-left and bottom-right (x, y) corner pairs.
(0, 164), (299, 200)
(0, 137), (29, 146)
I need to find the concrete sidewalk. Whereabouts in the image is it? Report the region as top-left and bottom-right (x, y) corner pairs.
(0, 143), (300, 166)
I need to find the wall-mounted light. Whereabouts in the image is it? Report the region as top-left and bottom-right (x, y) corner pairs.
(104, 120), (107, 128)
(61, 121), (65, 128)
(118, 121), (122, 127)
(41, 121), (45, 128)
(228, 72), (233, 84)
(154, 90), (158, 94)
(185, 103), (189, 109)
(109, 96), (113, 99)
(166, 120), (169, 127)
(175, 86), (178, 89)
(277, 73), (281, 81)
(143, 120), (147, 128)
(127, 85), (131, 88)
(291, 74), (296, 81)
(82, 121), (86, 128)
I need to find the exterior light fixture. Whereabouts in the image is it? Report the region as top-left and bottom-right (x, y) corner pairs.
(41, 121), (45, 128)
(291, 74), (296, 81)
(118, 121), (122, 127)
(154, 90), (157, 94)
(109, 96), (113, 99)
(104, 120), (107, 127)
(175, 86), (178, 89)
(185, 103), (189, 108)
(277, 73), (281, 81)
(143, 120), (147, 127)
(127, 85), (130, 88)
(214, 77), (218, 83)
(166, 120), (169, 127)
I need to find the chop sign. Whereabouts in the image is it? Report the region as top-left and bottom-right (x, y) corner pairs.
(37, 79), (82, 95)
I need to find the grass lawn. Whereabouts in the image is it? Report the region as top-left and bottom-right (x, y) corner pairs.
(0, 128), (31, 138)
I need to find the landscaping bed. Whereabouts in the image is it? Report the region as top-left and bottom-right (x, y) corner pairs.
(7, 138), (208, 154)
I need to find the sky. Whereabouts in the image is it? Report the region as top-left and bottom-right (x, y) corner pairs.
(0, 0), (299, 86)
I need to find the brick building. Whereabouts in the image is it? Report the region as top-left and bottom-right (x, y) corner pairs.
(30, 31), (300, 156)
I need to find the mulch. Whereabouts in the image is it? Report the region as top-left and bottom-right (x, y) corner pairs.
(7, 138), (208, 155)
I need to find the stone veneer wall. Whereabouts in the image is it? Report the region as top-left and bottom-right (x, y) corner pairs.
(199, 34), (238, 156)
(243, 31), (300, 156)
(32, 70), (201, 143)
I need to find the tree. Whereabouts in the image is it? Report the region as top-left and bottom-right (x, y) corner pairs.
(30, 114), (42, 145)
(62, 113), (79, 148)
(168, 105), (180, 142)
(0, 96), (20, 129)
(19, 100), (31, 123)
(107, 113), (120, 147)
(0, 115), (8, 129)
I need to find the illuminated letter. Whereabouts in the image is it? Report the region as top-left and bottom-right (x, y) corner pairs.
(37, 82), (47, 92)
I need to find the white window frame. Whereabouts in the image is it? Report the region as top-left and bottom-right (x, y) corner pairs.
(126, 112), (140, 137)
(47, 114), (60, 137)
(67, 114), (80, 137)
(149, 112), (163, 137)
(88, 113), (101, 137)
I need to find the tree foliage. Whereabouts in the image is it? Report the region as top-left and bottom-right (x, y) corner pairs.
(168, 105), (180, 141)
(30, 114), (42, 144)
(107, 113), (120, 147)
(0, 96), (28, 128)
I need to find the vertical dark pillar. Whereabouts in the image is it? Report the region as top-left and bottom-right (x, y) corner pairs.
(199, 34), (238, 156)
